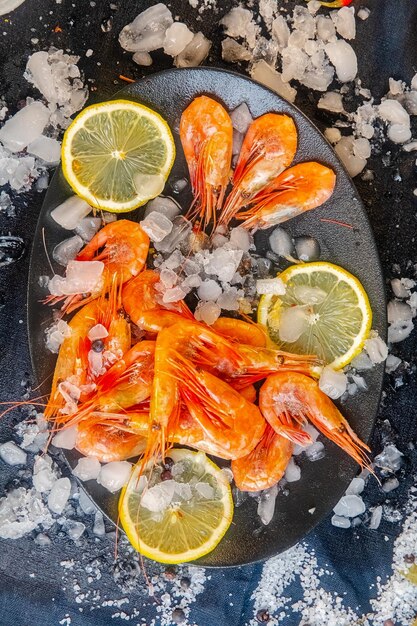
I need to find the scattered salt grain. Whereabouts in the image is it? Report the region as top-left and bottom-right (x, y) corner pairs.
(97, 461), (132, 493)
(0, 487), (53, 539)
(333, 494), (366, 518)
(51, 196), (92, 230)
(331, 514), (351, 529)
(319, 366), (347, 399)
(285, 458), (301, 483)
(52, 425), (78, 450)
(0, 441), (27, 466)
(52, 235), (84, 266)
(257, 484), (278, 526)
(72, 457), (101, 482)
(256, 278), (286, 296)
(48, 477), (71, 514)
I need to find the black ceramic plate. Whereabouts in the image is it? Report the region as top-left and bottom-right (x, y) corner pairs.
(27, 67), (386, 567)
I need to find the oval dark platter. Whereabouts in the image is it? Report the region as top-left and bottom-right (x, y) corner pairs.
(27, 67), (386, 567)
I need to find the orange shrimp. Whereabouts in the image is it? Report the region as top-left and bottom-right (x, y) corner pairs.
(219, 113), (297, 226)
(259, 372), (371, 468)
(44, 291), (131, 421)
(180, 95), (233, 229)
(232, 424), (293, 492)
(122, 269), (193, 333)
(54, 341), (155, 428)
(49, 220), (149, 314)
(211, 317), (266, 348)
(75, 419), (147, 462)
(169, 354), (266, 460)
(237, 162), (336, 230)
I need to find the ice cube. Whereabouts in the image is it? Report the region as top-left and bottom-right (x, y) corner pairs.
(93, 510), (105, 536)
(217, 287), (241, 311)
(0, 487), (53, 540)
(374, 444), (403, 472)
(140, 211), (173, 243)
(0, 101), (50, 152)
(271, 15), (290, 49)
(35, 533), (51, 547)
(66, 520), (86, 540)
(391, 278), (411, 299)
(48, 260), (104, 297)
(144, 196), (181, 220)
(198, 279), (222, 301)
(119, 3), (173, 52)
(154, 216), (192, 253)
(222, 38), (251, 63)
(345, 477), (365, 496)
(269, 227), (294, 257)
(333, 494), (365, 518)
(385, 354), (401, 373)
(33, 455), (58, 493)
(319, 366), (347, 400)
(171, 178), (187, 194)
(382, 477), (399, 493)
(51, 196), (92, 230)
(378, 100), (410, 126)
(257, 484), (278, 526)
(358, 7), (371, 20)
(174, 482), (192, 501)
(52, 425), (78, 450)
(369, 505), (382, 530)
(278, 306), (308, 343)
(195, 482), (214, 499)
(162, 286), (187, 303)
(293, 285), (327, 305)
(285, 458), (301, 482)
(79, 489), (96, 515)
(163, 22), (194, 57)
(97, 461), (132, 492)
(335, 136), (367, 178)
(183, 258), (201, 276)
(159, 268), (178, 289)
(364, 335), (388, 363)
(388, 320), (414, 343)
(250, 60), (297, 103)
(47, 477), (71, 514)
(293, 5), (316, 37)
(162, 250), (184, 270)
(72, 457), (101, 482)
(194, 300), (221, 325)
(229, 226), (251, 252)
(25, 51), (56, 102)
(331, 6), (356, 40)
(132, 51), (153, 66)
(0, 441), (27, 466)
(141, 480), (177, 513)
(325, 40), (358, 83)
(182, 274), (201, 291)
(75, 217), (101, 242)
(305, 441), (325, 462)
(350, 352), (374, 371)
(388, 124), (412, 144)
(27, 135), (61, 164)
(331, 514), (351, 529)
(294, 236), (320, 262)
(52, 235), (84, 267)
(318, 92), (344, 114)
(174, 32), (211, 68)
(88, 324), (109, 341)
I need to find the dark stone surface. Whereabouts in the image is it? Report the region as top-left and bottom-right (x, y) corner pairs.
(1, 0), (417, 623)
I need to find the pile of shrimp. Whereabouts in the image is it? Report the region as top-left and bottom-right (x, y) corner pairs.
(43, 96), (370, 493)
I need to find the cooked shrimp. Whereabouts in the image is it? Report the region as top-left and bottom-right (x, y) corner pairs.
(75, 419), (147, 462)
(44, 292), (130, 421)
(212, 317), (266, 347)
(49, 220), (149, 314)
(219, 113), (297, 226)
(237, 162), (336, 230)
(122, 269), (193, 333)
(259, 372), (371, 467)
(232, 424), (293, 492)
(55, 341), (156, 428)
(180, 95), (233, 229)
(170, 354), (266, 460)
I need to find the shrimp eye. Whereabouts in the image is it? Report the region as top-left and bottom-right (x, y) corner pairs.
(91, 339), (105, 353)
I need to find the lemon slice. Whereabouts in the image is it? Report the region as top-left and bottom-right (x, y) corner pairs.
(62, 99), (175, 212)
(257, 261), (372, 369)
(119, 449), (233, 564)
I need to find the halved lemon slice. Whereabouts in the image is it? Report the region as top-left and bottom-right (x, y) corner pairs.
(257, 261), (372, 369)
(61, 99), (175, 212)
(119, 449), (233, 564)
